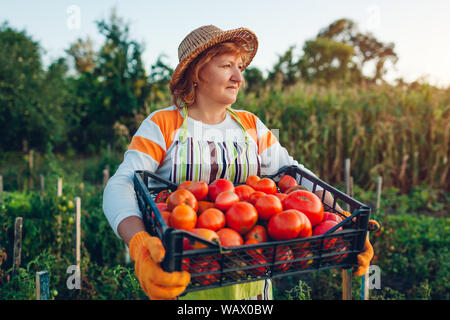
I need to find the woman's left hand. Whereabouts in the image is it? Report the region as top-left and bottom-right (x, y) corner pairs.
(353, 236), (374, 277)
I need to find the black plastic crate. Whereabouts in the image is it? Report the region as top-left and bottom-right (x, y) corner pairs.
(133, 165), (371, 293)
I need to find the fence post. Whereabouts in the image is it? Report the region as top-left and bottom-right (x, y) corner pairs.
(376, 176), (383, 214)
(40, 174), (45, 202)
(75, 197), (81, 269)
(103, 165), (110, 188)
(0, 175), (3, 203)
(13, 217), (23, 271)
(36, 271), (50, 300)
(56, 178), (63, 258)
(342, 158), (352, 300)
(57, 177), (63, 197)
(28, 149), (34, 190)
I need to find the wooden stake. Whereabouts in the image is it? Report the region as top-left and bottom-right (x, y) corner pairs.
(362, 175), (382, 300)
(57, 178), (63, 197)
(36, 271), (50, 300)
(344, 159), (351, 210)
(342, 158), (352, 300)
(13, 217), (23, 270)
(75, 197), (81, 269)
(103, 165), (110, 188)
(28, 150), (34, 190)
(40, 174), (45, 201)
(376, 176), (383, 213)
(0, 175), (3, 203)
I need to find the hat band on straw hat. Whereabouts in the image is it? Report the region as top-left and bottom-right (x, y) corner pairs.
(170, 25), (258, 92)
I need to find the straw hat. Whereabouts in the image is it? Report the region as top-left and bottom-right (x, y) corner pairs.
(169, 25), (258, 90)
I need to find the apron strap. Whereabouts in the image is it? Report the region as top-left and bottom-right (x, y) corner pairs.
(180, 104), (250, 145)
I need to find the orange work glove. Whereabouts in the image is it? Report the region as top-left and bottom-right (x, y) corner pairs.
(129, 231), (191, 300)
(353, 236), (374, 277)
(340, 211), (376, 277)
(341, 211), (380, 232)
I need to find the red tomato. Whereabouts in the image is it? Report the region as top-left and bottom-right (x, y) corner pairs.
(245, 175), (260, 189)
(254, 178), (277, 194)
(278, 175), (298, 193)
(312, 220), (343, 248)
(196, 258), (220, 285)
(225, 202), (258, 235)
(267, 210), (302, 240)
(274, 193), (288, 202)
(156, 202), (168, 212)
(245, 225), (269, 243)
(208, 179), (234, 202)
(272, 246), (294, 272)
(179, 181), (209, 201)
(183, 228), (220, 250)
(254, 194), (283, 220)
(214, 191), (240, 212)
(293, 210), (312, 238)
(285, 185), (309, 194)
(233, 185), (255, 201)
(169, 204), (197, 230)
(323, 211), (343, 223)
(155, 190), (171, 203)
(217, 228), (244, 247)
(248, 191), (266, 206)
(177, 181), (193, 190)
(282, 190), (324, 226)
(197, 208), (226, 231)
(167, 189), (198, 212)
(245, 239), (267, 274)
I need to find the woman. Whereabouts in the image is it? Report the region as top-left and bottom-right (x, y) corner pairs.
(103, 25), (374, 300)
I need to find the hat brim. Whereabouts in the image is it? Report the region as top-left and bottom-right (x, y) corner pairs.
(170, 27), (258, 91)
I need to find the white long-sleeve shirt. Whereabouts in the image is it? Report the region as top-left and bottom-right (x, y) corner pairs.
(103, 105), (321, 238)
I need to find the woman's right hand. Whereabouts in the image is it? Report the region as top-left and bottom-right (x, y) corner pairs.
(129, 231), (191, 300)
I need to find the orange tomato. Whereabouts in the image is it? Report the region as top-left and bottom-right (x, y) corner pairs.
(254, 194), (283, 220)
(217, 228), (244, 247)
(245, 175), (260, 189)
(167, 189), (198, 212)
(183, 228), (220, 250)
(197, 208), (226, 231)
(169, 204), (197, 230)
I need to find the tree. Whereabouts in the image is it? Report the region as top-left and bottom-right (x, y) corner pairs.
(299, 38), (355, 84)
(243, 66), (265, 94)
(0, 22), (44, 151)
(66, 9), (151, 152)
(267, 46), (302, 86)
(317, 18), (398, 82)
(148, 54), (173, 105)
(66, 37), (97, 73)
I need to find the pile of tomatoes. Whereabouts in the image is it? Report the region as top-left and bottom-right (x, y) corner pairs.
(154, 174), (344, 252)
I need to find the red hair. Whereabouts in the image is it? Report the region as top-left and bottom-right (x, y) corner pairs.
(170, 41), (250, 109)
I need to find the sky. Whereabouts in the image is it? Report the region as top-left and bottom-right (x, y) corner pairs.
(1, 0), (449, 87)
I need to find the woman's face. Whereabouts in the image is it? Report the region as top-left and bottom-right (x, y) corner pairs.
(196, 53), (244, 106)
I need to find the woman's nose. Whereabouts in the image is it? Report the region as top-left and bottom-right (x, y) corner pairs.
(231, 66), (243, 84)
